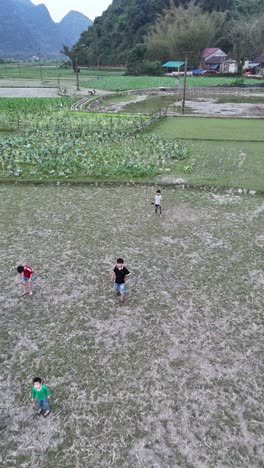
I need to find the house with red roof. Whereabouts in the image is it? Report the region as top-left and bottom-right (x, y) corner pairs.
(200, 48), (237, 73)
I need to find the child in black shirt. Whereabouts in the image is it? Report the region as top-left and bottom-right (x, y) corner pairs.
(111, 258), (131, 304)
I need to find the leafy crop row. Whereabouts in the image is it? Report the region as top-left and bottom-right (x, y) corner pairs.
(0, 97), (75, 113)
(83, 75), (264, 92)
(0, 105), (187, 180)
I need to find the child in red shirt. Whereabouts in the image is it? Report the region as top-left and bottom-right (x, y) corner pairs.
(17, 265), (33, 296)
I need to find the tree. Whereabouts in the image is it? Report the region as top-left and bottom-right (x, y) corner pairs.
(63, 0), (264, 68)
(61, 45), (75, 69)
(127, 44), (147, 74)
(145, 1), (226, 67)
(225, 14), (264, 72)
(199, 0), (234, 13)
(232, 0), (264, 18)
(71, 0), (171, 66)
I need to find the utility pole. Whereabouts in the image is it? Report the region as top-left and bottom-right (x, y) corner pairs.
(75, 54), (80, 91)
(181, 54), (188, 114)
(39, 53), (43, 82)
(56, 62), (60, 88)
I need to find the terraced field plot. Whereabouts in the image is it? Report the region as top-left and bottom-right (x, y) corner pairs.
(154, 117), (264, 191)
(1, 185), (263, 466)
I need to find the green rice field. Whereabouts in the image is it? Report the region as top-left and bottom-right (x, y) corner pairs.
(154, 117), (264, 142)
(154, 117), (264, 191)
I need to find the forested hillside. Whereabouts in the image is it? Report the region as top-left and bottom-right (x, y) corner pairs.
(73, 0), (264, 67)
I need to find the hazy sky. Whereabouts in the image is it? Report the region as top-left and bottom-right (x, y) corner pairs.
(31, 0), (112, 22)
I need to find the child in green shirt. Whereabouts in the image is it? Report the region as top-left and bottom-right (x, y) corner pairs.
(31, 377), (50, 417)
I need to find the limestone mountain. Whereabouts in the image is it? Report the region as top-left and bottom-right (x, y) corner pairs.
(58, 11), (93, 48)
(0, 0), (92, 58)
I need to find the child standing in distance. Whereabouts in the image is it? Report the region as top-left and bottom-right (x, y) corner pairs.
(111, 258), (131, 305)
(154, 189), (162, 216)
(17, 264), (33, 296)
(31, 377), (50, 417)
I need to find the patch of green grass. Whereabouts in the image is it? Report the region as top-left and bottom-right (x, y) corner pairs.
(186, 75), (264, 88)
(171, 140), (264, 190)
(0, 63), (125, 81)
(217, 95), (264, 104)
(153, 117), (264, 190)
(97, 94), (141, 107)
(154, 117), (264, 141)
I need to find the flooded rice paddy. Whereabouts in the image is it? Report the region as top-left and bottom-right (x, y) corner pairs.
(1, 185), (263, 467)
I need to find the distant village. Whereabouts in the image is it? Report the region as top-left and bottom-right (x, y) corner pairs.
(162, 48), (264, 77)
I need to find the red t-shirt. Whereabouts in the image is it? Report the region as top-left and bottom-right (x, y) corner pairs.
(23, 265), (33, 278)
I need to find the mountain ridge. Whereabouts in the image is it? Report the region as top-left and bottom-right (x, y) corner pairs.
(0, 0), (92, 58)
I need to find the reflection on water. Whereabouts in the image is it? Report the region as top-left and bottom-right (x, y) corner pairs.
(122, 94), (179, 114)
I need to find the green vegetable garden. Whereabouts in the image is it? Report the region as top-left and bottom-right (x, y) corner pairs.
(0, 98), (186, 180)
(1, 93), (264, 190)
(82, 75), (263, 92)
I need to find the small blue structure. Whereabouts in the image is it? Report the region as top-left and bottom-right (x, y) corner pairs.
(162, 61), (185, 69)
(162, 61), (189, 75)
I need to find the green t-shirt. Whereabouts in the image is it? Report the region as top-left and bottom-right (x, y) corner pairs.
(31, 384), (50, 401)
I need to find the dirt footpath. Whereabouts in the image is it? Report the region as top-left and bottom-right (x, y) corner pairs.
(0, 87), (59, 97)
(0, 79), (111, 98)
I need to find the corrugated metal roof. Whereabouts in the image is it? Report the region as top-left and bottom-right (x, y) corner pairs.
(162, 61), (185, 68)
(201, 48), (219, 58)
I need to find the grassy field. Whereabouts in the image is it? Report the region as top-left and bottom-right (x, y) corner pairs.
(217, 95), (264, 104)
(154, 117), (264, 142)
(0, 64), (125, 81)
(1, 185), (263, 466)
(154, 117), (264, 191)
(1, 63), (263, 91)
(171, 140), (264, 190)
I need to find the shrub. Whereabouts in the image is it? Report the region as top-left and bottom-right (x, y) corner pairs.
(230, 77), (244, 87)
(141, 60), (163, 76)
